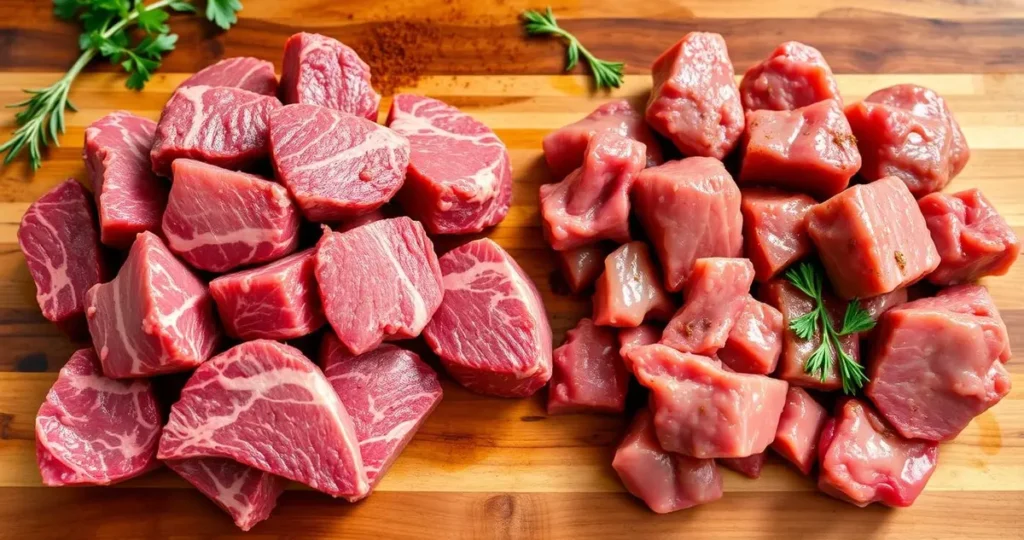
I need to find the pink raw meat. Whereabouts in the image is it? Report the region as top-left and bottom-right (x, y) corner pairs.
(166, 458), (286, 531)
(424, 239), (553, 398)
(717, 296), (784, 375)
(177, 57), (278, 96)
(593, 241), (675, 328)
(547, 318), (629, 415)
(387, 94), (513, 234)
(162, 159), (300, 273)
(315, 217), (443, 354)
(661, 258), (755, 356)
(739, 41), (841, 112)
(322, 334), (443, 488)
(18, 179), (106, 338)
(36, 348), (161, 486)
(158, 339), (370, 501)
(270, 103), (409, 222)
(556, 244), (609, 294)
(280, 33), (381, 120)
(719, 453), (766, 479)
(86, 231), (220, 379)
(740, 188), (815, 282)
(84, 111), (169, 249)
(209, 248), (325, 340)
(618, 324), (662, 370)
(150, 85), (281, 177)
(771, 387), (828, 475)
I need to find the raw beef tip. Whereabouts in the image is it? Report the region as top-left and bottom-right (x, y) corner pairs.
(542, 99), (664, 179)
(845, 84), (969, 197)
(631, 157), (744, 291)
(739, 99), (861, 199)
(818, 398), (938, 507)
(717, 296), (784, 375)
(740, 188), (816, 282)
(315, 217), (443, 354)
(150, 85), (282, 177)
(18, 179), (106, 338)
(660, 258), (755, 357)
(322, 334), (443, 488)
(158, 339), (370, 501)
(36, 348), (161, 486)
(719, 453), (766, 479)
(859, 288), (909, 321)
(540, 132), (644, 251)
(867, 284), (1011, 442)
(166, 458), (286, 532)
(612, 408), (723, 513)
(592, 241), (675, 328)
(387, 94), (513, 234)
(162, 159), (301, 273)
(627, 344), (788, 458)
(739, 41), (842, 112)
(86, 231), (220, 379)
(270, 103), (410, 222)
(280, 32), (381, 120)
(646, 32), (744, 159)
(424, 238), (553, 398)
(547, 318), (630, 415)
(556, 244), (609, 294)
(618, 324), (662, 373)
(209, 248), (325, 340)
(919, 188), (1021, 285)
(771, 387), (829, 475)
(177, 57), (279, 96)
(84, 111), (169, 249)
(808, 177), (940, 299)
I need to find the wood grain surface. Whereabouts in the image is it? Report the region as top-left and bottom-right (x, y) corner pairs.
(1, 1), (1023, 538)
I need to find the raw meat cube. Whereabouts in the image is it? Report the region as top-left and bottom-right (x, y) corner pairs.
(860, 288), (909, 320)
(771, 387), (828, 475)
(612, 408), (723, 513)
(337, 207), (389, 233)
(739, 99), (861, 199)
(540, 132), (644, 251)
(739, 41), (841, 112)
(619, 324), (662, 358)
(845, 84), (969, 197)
(84, 111), (169, 249)
(661, 258), (755, 356)
(166, 458), (286, 532)
(556, 244), (608, 294)
(150, 85), (282, 177)
(280, 33), (381, 119)
(717, 297), (783, 375)
(162, 159), (301, 273)
(209, 248), (325, 340)
(632, 157), (744, 291)
(627, 344), (788, 458)
(424, 239), (553, 398)
(818, 399), (938, 507)
(387, 94), (513, 234)
(807, 177), (940, 299)
(35, 348), (161, 486)
(86, 231), (220, 379)
(867, 285), (1011, 442)
(18, 179), (106, 338)
(158, 340), (370, 501)
(741, 188), (815, 282)
(719, 453), (766, 479)
(315, 217), (443, 355)
(646, 32), (744, 159)
(919, 189), (1020, 285)
(542, 99), (664, 179)
(322, 334), (443, 489)
(547, 318), (629, 415)
(177, 57), (278, 96)
(270, 103), (410, 222)
(593, 242), (675, 328)
(759, 279), (858, 391)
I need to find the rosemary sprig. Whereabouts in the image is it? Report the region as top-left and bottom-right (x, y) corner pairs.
(521, 7), (625, 89)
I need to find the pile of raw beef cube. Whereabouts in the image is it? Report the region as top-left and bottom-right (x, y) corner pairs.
(539, 34), (1017, 512)
(21, 32), (553, 531)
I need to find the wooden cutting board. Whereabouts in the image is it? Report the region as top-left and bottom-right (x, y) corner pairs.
(1, 1), (1022, 538)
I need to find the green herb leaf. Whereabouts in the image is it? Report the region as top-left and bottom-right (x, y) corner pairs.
(136, 3), (170, 34)
(803, 341), (833, 383)
(839, 300), (876, 335)
(169, 0), (197, 12)
(54, 0), (82, 20)
(206, 0), (242, 30)
(789, 310), (819, 341)
(520, 6), (625, 89)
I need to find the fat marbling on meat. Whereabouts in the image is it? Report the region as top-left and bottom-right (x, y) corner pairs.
(177, 57), (278, 97)
(280, 33), (381, 120)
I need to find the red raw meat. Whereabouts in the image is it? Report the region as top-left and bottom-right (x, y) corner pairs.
(592, 242), (675, 328)
(86, 231), (220, 379)
(661, 258), (755, 356)
(618, 324), (662, 370)
(177, 57), (278, 96)
(647, 32), (744, 159)
(771, 387), (828, 475)
(280, 33), (381, 120)
(158, 340), (370, 501)
(556, 244), (609, 294)
(719, 453), (766, 479)
(717, 296), (784, 375)
(860, 288), (909, 320)
(739, 41), (841, 111)
(162, 159), (301, 273)
(424, 239), (553, 398)
(150, 85), (281, 177)
(84, 111), (168, 249)
(36, 349), (160, 486)
(387, 94), (513, 234)
(740, 188), (815, 282)
(547, 318), (629, 415)
(166, 458), (286, 531)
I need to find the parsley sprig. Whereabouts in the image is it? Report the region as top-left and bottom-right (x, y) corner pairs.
(785, 261), (874, 395)
(521, 7), (625, 89)
(1, 0), (243, 170)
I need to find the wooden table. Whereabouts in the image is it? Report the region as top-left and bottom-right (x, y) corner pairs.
(1, 1), (1023, 538)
